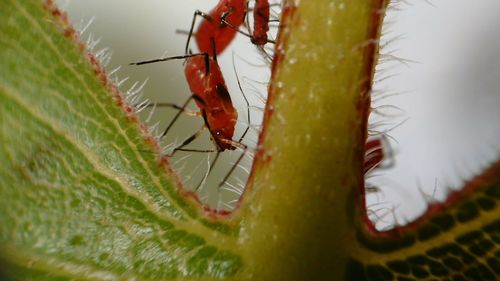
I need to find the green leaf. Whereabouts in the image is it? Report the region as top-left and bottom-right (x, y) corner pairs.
(0, 1), (241, 279)
(350, 162), (500, 280)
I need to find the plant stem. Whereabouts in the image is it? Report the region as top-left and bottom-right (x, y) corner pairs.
(229, 0), (389, 279)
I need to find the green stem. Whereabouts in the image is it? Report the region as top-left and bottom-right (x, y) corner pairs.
(229, 0), (388, 279)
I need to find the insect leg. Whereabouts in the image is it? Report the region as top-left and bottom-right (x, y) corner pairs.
(194, 151), (221, 191)
(185, 10), (215, 55)
(146, 102), (200, 116)
(160, 96), (193, 139)
(232, 53), (251, 142)
(217, 139), (248, 188)
(166, 125), (207, 157)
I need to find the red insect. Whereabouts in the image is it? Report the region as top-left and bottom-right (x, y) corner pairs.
(131, 39), (249, 188)
(186, 0), (272, 56)
(183, 53), (239, 151)
(131, 1), (273, 189)
(132, 52), (243, 147)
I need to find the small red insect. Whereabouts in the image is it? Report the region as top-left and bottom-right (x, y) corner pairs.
(131, 38), (249, 188)
(184, 52), (239, 151)
(250, 0), (271, 45)
(131, 1), (273, 190)
(132, 49), (242, 149)
(185, 0), (273, 56)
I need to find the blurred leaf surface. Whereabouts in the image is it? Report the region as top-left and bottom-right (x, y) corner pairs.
(0, 1), (242, 280)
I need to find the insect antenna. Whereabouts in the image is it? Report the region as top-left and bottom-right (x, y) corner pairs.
(160, 96), (193, 139)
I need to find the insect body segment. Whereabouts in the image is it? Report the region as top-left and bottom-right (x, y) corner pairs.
(184, 55), (238, 151)
(193, 0), (246, 56)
